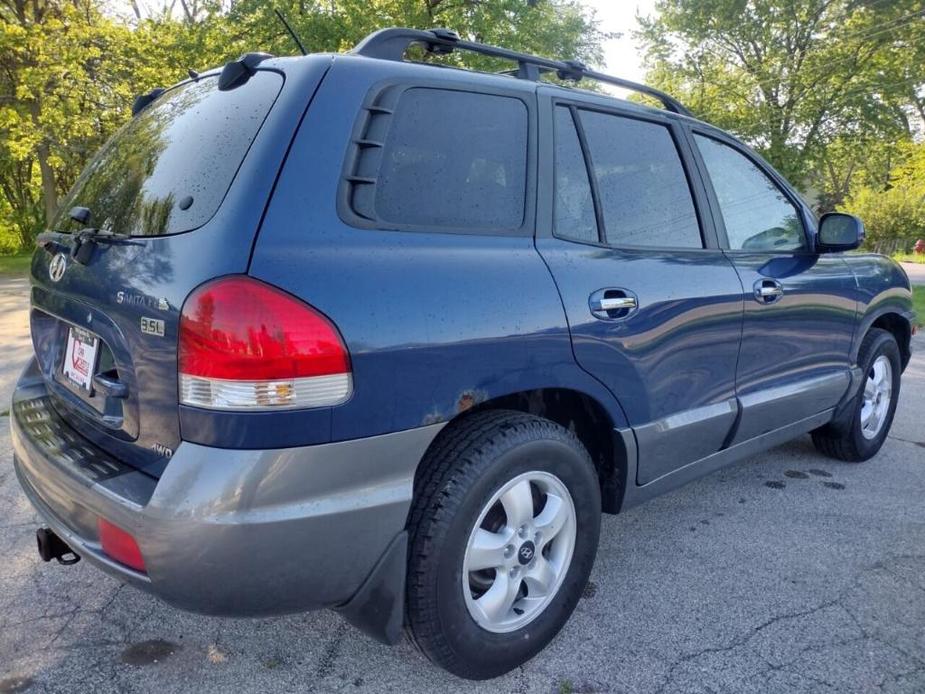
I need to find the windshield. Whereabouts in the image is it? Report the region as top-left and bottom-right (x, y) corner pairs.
(54, 71), (283, 237)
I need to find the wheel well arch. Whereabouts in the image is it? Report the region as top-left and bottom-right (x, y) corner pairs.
(869, 312), (912, 370)
(415, 388), (629, 514)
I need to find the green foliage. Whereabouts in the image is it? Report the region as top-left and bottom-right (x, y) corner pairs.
(0, 1), (152, 250)
(0, 0), (605, 252)
(0, 250), (31, 274)
(892, 252), (925, 265)
(841, 143), (925, 254)
(636, 0), (925, 209)
(912, 286), (925, 328)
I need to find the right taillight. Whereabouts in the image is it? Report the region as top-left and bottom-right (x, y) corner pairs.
(178, 276), (352, 410)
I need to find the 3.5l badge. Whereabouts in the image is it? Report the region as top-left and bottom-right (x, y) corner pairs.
(140, 316), (165, 337)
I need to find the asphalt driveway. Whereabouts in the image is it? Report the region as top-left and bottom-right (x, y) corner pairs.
(1, 275), (923, 694)
(900, 262), (925, 286)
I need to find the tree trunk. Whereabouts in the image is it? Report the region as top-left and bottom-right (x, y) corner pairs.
(29, 100), (57, 229)
(36, 141), (57, 227)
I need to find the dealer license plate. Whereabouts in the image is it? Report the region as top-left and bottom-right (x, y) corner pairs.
(62, 326), (99, 392)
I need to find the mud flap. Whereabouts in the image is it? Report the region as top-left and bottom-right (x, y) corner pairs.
(335, 531), (407, 645)
(826, 366), (865, 435)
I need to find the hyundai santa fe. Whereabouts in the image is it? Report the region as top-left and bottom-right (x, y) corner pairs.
(10, 27), (915, 679)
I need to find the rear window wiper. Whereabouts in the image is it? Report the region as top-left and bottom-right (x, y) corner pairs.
(37, 207), (136, 264)
(36, 230), (71, 256)
(37, 228), (133, 264)
(70, 228), (135, 264)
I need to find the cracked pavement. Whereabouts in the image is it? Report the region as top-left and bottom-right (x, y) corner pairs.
(0, 275), (923, 693)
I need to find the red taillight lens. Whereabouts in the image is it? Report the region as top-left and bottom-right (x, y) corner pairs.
(98, 518), (146, 573)
(179, 276), (352, 410)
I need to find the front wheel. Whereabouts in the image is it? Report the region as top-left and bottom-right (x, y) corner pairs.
(405, 410), (601, 679)
(812, 328), (901, 462)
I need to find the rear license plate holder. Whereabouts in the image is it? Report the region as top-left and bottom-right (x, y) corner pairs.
(61, 326), (99, 392)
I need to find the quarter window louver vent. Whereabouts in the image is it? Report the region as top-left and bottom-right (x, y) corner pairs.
(341, 91), (399, 222)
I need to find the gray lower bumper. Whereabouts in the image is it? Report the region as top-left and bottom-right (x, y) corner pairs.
(11, 374), (443, 631)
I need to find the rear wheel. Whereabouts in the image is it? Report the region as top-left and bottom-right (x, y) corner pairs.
(405, 410), (601, 679)
(812, 328), (901, 462)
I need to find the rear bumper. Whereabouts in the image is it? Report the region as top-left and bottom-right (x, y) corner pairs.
(11, 363), (442, 633)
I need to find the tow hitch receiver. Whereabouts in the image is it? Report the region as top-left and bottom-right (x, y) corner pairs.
(36, 527), (80, 565)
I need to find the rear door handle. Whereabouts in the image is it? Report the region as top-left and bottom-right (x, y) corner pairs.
(598, 296), (637, 311)
(590, 289), (638, 320)
(753, 278), (784, 304)
(93, 372), (128, 399)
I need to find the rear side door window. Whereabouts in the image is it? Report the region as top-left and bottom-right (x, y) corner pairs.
(538, 97), (744, 486)
(693, 134), (806, 251)
(342, 87), (529, 234)
(576, 109), (703, 249)
(553, 106), (598, 244)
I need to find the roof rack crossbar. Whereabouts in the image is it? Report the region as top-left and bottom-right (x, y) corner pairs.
(350, 27), (692, 117)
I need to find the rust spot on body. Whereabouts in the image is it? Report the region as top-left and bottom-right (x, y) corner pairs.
(456, 389), (487, 413)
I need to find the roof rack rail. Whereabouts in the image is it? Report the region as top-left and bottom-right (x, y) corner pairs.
(350, 27), (692, 118)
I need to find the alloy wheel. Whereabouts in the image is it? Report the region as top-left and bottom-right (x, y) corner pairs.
(462, 471), (577, 633)
(860, 354), (893, 440)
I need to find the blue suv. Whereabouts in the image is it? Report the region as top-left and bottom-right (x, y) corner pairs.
(11, 28), (915, 679)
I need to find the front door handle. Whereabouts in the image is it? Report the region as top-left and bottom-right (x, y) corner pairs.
(753, 278), (784, 304)
(590, 289), (638, 320)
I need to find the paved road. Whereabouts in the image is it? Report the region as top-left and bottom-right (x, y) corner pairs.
(900, 262), (925, 286)
(1, 276), (923, 694)
(0, 277), (31, 412)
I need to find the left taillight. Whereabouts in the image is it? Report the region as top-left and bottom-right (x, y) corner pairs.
(178, 276), (352, 410)
(98, 518), (146, 573)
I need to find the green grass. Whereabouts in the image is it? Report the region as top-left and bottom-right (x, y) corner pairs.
(913, 286), (925, 328)
(0, 252), (32, 276)
(892, 252), (925, 264)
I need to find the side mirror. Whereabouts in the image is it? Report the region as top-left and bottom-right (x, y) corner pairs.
(817, 213), (864, 252)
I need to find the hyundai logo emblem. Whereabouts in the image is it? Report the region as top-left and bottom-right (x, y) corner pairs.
(517, 541), (535, 565)
(49, 253), (67, 282)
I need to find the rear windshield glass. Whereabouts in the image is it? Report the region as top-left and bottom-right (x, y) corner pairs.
(54, 71), (282, 237)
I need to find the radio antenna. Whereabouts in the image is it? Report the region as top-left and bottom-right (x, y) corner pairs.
(274, 8), (307, 56)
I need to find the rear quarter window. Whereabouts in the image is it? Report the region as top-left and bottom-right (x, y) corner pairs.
(55, 71), (283, 237)
(341, 87), (529, 234)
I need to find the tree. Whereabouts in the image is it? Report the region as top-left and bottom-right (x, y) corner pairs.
(842, 142), (925, 253)
(0, 0), (606, 250)
(0, 0), (146, 246)
(190, 0), (607, 75)
(636, 0), (925, 209)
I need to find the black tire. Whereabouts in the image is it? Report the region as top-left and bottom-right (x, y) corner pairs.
(405, 410), (601, 680)
(811, 328), (901, 462)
